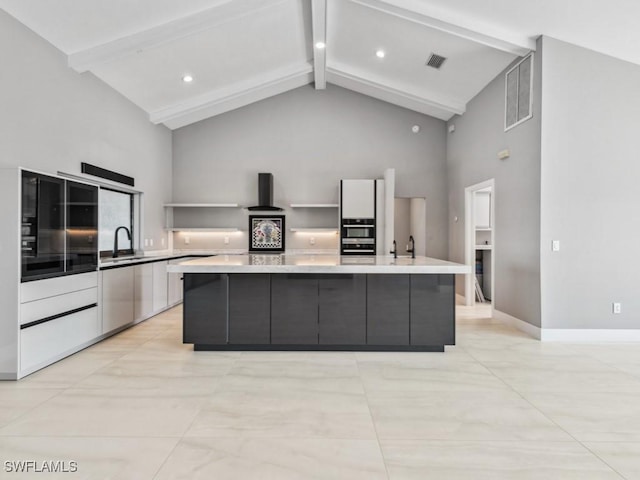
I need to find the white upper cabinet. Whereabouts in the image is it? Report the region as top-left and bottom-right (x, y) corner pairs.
(474, 191), (492, 229)
(341, 179), (375, 219)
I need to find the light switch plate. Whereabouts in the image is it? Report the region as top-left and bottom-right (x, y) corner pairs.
(552, 240), (560, 252)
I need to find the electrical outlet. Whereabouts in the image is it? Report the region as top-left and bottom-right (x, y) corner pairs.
(552, 240), (560, 252)
(613, 302), (622, 314)
(224, 236), (230, 245)
(309, 236), (316, 245)
(144, 238), (149, 247)
(149, 239), (153, 247)
(184, 236), (190, 245)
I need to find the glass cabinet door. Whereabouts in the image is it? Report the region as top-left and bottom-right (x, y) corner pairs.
(21, 171), (65, 280)
(66, 181), (98, 273)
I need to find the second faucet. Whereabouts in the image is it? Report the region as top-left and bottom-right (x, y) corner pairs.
(406, 235), (415, 259)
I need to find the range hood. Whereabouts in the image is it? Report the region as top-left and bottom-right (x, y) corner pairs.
(247, 173), (284, 211)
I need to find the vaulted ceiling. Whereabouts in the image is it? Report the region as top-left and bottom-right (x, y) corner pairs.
(2, 0), (638, 130)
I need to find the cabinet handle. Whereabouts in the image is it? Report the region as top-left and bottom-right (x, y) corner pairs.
(21, 303), (97, 330)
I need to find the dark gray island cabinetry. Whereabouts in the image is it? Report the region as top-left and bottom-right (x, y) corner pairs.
(228, 274), (270, 344)
(173, 254), (470, 352)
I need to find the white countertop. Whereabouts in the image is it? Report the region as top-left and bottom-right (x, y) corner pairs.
(99, 252), (207, 269)
(167, 254), (470, 274)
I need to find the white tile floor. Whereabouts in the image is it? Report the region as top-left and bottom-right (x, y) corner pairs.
(1, 303), (640, 479)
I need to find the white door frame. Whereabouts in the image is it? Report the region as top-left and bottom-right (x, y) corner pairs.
(464, 178), (495, 309)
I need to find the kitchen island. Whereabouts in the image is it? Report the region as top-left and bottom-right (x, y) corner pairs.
(168, 254), (470, 352)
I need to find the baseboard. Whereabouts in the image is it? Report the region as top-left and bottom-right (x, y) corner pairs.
(493, 309), (640, 342)
(493, 309), (541, 340)
(17, 335), (105, 379)
(540, 329), (640, 342)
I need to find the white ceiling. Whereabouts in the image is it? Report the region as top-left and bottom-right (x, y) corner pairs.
(2, 0), (638, 129)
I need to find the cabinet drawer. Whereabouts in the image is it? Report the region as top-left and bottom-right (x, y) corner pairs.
(20, 287), (97, 326)
(20, 306), (99, 373)
(21, 271), (98, 303)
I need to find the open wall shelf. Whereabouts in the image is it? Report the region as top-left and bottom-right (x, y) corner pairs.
(167, 228), (242, 232)
(164, 203), (240, 208)
(289, 203), (339, 208)
(290, 228), (339, 233)
(164, 203), (243, 231)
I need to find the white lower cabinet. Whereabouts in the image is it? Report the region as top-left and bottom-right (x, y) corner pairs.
(168, 257), (199, 306)
(19, 272), (100, 376)
(152, 261), (169, 312)
(168, 259), (184, 306)
(20, 306), (99, 373)
(134, 263), (154, 320)
(16, 257), (186, 377)
(102, 267), (135, 334)
(20, 287), (97, 326)
(102, 259), (178, 334)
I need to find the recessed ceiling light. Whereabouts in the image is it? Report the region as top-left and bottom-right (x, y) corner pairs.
(182, 75), (193, 83)
(376, 50), (385, 58)
(315, 41), (326, 49)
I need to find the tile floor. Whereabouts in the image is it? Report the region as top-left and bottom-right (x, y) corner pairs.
(1, 303), (640, 479)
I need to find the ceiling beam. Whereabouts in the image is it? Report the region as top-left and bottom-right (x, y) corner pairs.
(150, 63), (314, 130)
(311, 0), (327, 89)
(348, 0), (535, 56)
(326, 64), (465, 120)
(68, 0), (287, 73)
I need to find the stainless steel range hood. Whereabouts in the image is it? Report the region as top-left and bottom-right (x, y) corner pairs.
(247, 173), (283, 211)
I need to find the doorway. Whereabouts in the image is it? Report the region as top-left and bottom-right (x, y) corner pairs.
(464, 179), (495, 311)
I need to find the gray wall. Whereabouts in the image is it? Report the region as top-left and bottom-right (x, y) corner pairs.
(447, 39), (543, 327)
(540, 37), (640, 329)
(0, 10), (173, 249)
(394, 198), (411, 251)
(172, 84), (448, 257)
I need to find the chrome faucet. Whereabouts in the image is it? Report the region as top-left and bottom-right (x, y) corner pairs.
(406, 235), (415, 259)
(390, 240), (397, 258)
(113, 226), (131, 258)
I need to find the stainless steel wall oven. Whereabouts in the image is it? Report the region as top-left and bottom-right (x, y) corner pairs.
(341, 218), (376, 255)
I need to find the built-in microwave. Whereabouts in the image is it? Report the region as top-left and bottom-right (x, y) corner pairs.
(341, 218), (375, 255)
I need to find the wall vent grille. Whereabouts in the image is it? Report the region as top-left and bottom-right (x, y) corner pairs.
(505, 53), (534, 131)
(426, 53), (447, 69)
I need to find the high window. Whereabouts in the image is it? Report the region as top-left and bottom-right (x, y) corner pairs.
(99, 188), (134, 257)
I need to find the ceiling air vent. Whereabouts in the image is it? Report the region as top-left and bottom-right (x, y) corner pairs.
(426, 53), (447, 69)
